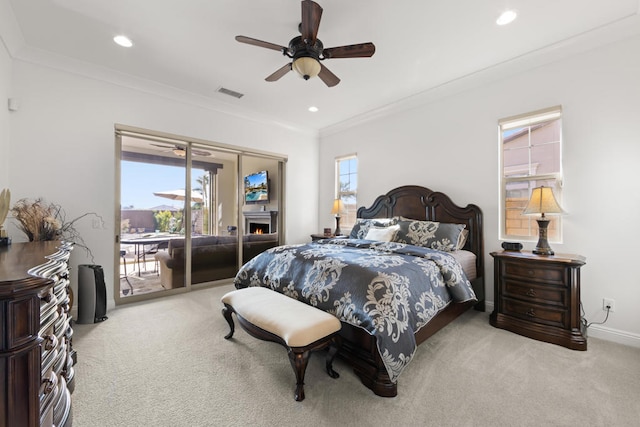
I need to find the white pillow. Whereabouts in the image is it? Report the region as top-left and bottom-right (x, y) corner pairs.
(364, 225), (400, 242)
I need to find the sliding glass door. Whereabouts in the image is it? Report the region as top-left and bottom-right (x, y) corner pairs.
(115, 127), (285, 304)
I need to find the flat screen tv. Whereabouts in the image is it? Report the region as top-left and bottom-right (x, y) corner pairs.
(244, 170), (269, 204)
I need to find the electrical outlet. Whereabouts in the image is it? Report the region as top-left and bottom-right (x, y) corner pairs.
(603, 298), (615, 312)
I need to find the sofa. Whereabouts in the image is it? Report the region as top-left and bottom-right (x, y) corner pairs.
(154, 233), (279, 289)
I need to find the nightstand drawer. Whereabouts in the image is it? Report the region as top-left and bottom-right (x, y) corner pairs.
(503, 280), (567, 308)
(502, 298), (567, 329)
(503, 262), (565, 285)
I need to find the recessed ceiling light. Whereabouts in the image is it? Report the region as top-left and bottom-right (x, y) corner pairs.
(308, 106), (319, 112)
(496, 10), (517, 26)
(113, 35), (133, 48)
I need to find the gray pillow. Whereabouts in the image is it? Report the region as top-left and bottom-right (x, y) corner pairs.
(393, 220), (466, 252)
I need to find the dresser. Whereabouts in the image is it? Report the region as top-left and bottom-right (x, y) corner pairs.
(490, 250), (587, 350)
(0, 241), (75, 427)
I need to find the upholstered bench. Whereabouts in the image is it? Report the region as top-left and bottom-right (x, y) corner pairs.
(221, 287), (341, 401)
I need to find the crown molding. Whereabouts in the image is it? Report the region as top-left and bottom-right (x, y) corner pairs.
(0, 0), (26, 57)
(319, 13), (640, 138)
(13, 46), (319, 138)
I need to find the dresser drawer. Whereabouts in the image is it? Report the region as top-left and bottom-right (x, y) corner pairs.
(503, 261), (566, 285)
(502, 297), (568, 329)
(503, 279), (567, 308)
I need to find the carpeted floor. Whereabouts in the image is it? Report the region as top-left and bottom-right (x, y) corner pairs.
(72, 284), (640, 427)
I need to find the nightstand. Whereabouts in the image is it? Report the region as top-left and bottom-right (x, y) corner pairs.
(490, 251), (587, 350)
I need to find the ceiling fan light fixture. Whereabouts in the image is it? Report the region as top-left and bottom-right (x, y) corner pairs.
(113, 35), (133, 48)
(292, 56), (321, 80)
(496, 10), (517, 26)
(172, 148), (186, 157)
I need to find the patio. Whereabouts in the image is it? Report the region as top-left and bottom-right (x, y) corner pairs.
(119, 245), (165, 297)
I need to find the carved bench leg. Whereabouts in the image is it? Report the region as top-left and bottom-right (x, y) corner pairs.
(222, 304), (235, 339)
(326, 337), (340, 379)
(288, 348), (310, 402)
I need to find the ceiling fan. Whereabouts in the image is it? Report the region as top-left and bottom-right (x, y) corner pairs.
(150, 143), (212, 157)
(236, 0), (375, 87)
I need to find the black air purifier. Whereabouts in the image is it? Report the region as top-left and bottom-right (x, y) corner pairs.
(77, 264), (108, 324)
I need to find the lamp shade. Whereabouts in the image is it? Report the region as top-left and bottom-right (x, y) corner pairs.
(331, 199), (345, 215)
(523, 186), (564, 215)
(292, 57), (321, 80)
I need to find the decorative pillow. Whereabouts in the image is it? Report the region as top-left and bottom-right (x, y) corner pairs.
(364, 225), (400, 242)
(457, 229), (469, 250)
(393, 220), (466, 252)
(349, 218), (398, 239)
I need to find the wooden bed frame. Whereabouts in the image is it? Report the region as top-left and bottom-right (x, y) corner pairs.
(338, 185), (484, 397)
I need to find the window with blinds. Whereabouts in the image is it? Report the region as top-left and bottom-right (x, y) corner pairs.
(499, 106), (563, 242)
(335, 154), (358, 230)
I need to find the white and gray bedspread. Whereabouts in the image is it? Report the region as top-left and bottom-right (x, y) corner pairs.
(233, 238), (477, 382)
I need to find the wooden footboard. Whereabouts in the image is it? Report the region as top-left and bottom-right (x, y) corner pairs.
(337, 299), (478, 397)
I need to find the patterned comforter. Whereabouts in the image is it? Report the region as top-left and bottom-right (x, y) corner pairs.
(233, 239), (477, 383)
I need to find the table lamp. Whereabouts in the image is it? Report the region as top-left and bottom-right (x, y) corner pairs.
(522, 186), (564, 255)
(331, 199), (345, 236)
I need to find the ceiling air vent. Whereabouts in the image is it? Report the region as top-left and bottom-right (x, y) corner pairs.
(217, 87), (244, 99)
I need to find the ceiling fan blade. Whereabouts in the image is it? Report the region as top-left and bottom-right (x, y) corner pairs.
(300, 0), (323, 42)
(323, 43), (376, 59)
(150, 143), (173, 149)
(318, 63), (340, 87)
(192, 148), (212, 157)
(265, 63), (292, 82)
(235, 35), (286, 52)
(150, 143), (210, 157)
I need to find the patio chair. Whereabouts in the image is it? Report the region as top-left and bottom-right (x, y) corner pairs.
(120, 250), (133, 295)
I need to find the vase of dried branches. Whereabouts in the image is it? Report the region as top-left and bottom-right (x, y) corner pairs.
(11, 197), (103, 262)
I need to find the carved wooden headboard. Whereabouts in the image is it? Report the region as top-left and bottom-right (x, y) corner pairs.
(357, 185), (484, 303)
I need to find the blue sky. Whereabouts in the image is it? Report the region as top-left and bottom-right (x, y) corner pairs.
(121, 161), (204, 209)
(245, 170), (267, 187)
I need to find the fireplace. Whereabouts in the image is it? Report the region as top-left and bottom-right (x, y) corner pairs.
(249, 223), (270, 234)
(244, 211), (278, 234)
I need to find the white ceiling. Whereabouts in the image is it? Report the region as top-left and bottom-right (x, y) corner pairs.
(4, 0), (640, 133)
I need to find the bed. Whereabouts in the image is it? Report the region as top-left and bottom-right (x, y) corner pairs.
(234, 185), (484, 397)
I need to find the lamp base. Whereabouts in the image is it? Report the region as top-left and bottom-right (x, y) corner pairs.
(533, 247), (554, 256)
(334, 215), (342, 236)
(533, 217), (554, 256)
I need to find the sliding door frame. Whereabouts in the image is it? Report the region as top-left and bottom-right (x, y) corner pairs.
(114, 124), (287, 305)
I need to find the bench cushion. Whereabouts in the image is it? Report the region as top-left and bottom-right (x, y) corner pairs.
(221, 287), (341, 347)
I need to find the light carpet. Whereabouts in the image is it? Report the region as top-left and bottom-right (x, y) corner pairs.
(72, 284), (640, 427)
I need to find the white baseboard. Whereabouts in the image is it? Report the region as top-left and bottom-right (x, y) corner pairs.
(484, 301), (495, 312)
(587, 325), (640, 348)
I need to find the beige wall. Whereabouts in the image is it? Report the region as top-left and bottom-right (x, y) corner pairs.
(319, 35), (640, 346)
(3, 60), (318, 311)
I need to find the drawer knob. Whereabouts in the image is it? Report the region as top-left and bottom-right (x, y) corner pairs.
(44, 334), (58, 351)
(526, 289), (536, 297)
(527, 270), (535, 276)
(526, 309), (536, 317)
(40, 373), (58, 395)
